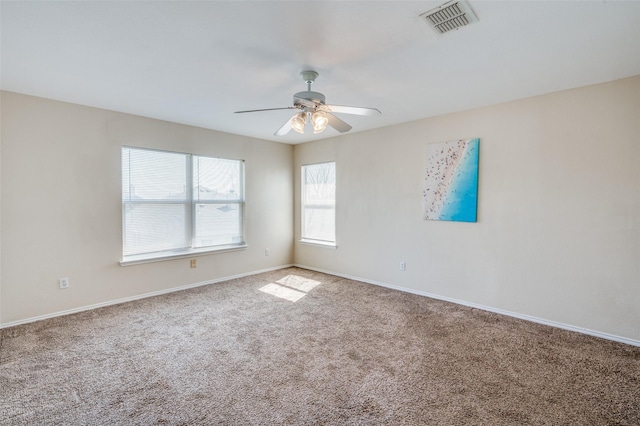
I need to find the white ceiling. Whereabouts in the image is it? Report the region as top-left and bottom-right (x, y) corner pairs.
(2, 1), (640, 144)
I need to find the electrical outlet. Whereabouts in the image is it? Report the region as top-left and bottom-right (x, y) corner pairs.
(400, 262), (406, 271)
(190, 259), (197, 268)
(265, 248), (270, 256)
(59, 277), (69, 289)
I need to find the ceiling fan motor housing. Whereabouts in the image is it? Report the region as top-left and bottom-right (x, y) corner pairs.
(294, 91), (325, 107)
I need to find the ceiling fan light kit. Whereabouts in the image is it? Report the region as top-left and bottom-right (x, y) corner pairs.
(291, 112), (307, 134)
(235, 70), (381, 136)
(312, 111), (329, 134)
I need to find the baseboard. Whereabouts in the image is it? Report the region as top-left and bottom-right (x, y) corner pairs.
(294, 264), (640, 348)
(0, 264), (294, 329)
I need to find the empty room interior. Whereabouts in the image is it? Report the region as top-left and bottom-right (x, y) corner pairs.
(1, 1), (639, 424)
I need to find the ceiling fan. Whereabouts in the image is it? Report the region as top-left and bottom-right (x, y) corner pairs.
(234, 71), (381, 136)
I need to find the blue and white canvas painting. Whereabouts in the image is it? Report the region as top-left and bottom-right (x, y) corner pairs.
(423, 138), (479, 222)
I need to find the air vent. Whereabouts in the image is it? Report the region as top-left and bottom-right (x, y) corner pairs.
(420, 0), (478, 35)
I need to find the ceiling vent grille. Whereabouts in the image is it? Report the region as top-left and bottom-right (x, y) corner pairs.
(420, 0), (478, 35)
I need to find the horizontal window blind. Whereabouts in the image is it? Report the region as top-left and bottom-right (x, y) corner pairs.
(192, 156), (244, 248)
(122, 147), (244, 260)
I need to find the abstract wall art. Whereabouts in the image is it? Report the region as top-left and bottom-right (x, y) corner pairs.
(423, 138), (479, 222)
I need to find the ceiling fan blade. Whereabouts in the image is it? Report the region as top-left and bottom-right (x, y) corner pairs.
(235, 107), (296, 114)
(326, 113), (352, 133)
(324, 104), (381, 116)
(274, 114), (295, 136)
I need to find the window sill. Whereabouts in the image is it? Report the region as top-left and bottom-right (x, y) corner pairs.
(299, 239), (337, 249)
(120, 244), (248, 266)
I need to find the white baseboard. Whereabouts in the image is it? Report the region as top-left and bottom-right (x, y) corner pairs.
(0, 264), (294, 330)
(294, 264), (640, 348)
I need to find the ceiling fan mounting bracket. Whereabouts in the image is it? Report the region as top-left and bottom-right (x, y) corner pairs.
(300, 70), (319, 84)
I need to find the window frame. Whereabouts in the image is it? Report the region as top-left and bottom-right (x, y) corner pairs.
(120, 146), (246, 266)
(300, 161), (337, 248)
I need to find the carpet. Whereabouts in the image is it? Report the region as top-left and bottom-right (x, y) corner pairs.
(1, 267), (639, 425)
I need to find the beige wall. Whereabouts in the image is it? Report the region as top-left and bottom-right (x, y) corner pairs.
(0, 91), (3, 324)
(3, 76), (639, 343)
(1, 91), (294, 324)
(294, 76), (640, 343)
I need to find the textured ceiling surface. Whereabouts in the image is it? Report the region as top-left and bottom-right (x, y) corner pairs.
(2, 1), (640, 144)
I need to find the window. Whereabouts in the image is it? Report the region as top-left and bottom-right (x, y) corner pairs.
(301, 161), (336, 246)
(121, 147), (245, 263)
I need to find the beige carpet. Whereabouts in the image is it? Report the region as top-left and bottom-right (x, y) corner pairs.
(1, 267), (639, 425)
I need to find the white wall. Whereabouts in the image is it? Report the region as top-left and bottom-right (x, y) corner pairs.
(294, 75), (640, 343)
(1, 91), (294, 324)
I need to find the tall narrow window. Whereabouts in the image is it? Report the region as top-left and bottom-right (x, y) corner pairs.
(122, 147), (244, 262)
(301, 162), (336, 245)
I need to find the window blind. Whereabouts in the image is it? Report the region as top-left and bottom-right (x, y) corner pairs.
(122, 147), (244, 260)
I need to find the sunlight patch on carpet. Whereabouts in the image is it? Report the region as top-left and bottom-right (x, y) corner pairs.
(259, 275), (321, 302)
